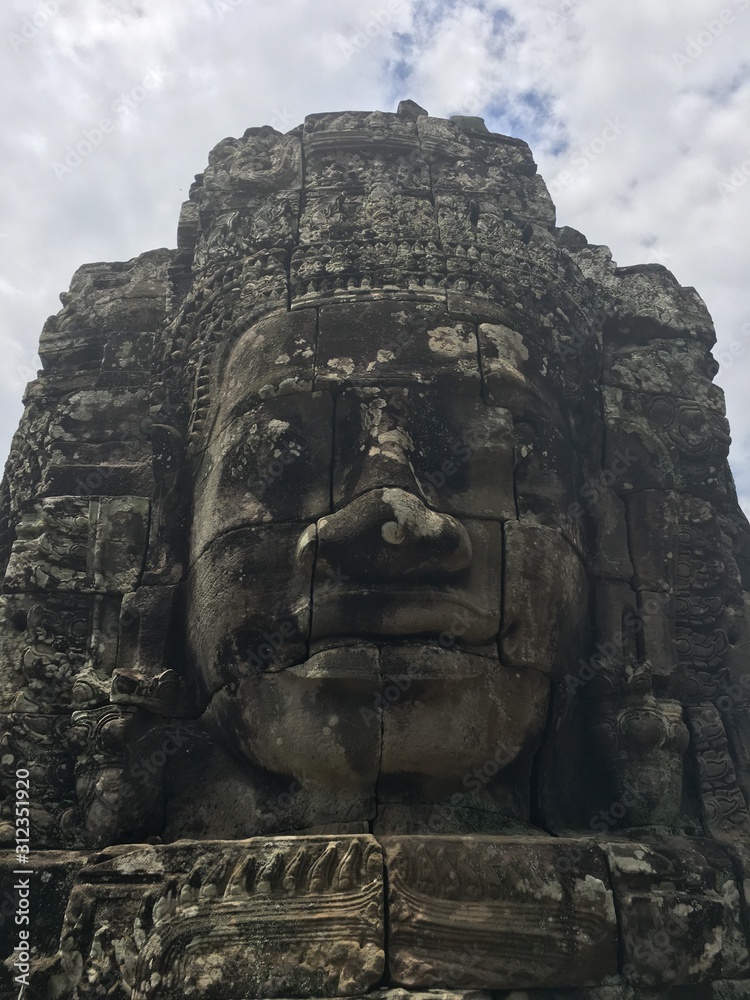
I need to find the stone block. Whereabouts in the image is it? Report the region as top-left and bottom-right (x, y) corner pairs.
(113, 585), (182, 715)
(626, 492), (679, 590)
(24, 836), (384, 999)
(603, 336), (724, 415)
(384, 836), (618, 989)
(589, 489), (634, 581)
(4, 497), (149, 596)
(198, 130), (302, 231)
(603, 388), (730, 499)
(299, 190), (437, 246)
(311, 518), (503, 646)
(290, 245), (446, 301)
(216, 308), (317, 419)
(331, 386), (515, 521)
(41, 461), (154, 498)
(415, 393), (516, 521)
(603, 840), (749, 987)
(49, 250), (173, 336)
(0, 713), (80, 847)
(0, 593), (92, 713)
(191, 390), (333, 554)
(186, 523), (312, 699)
(0, 850), (87, 995)
(202, 646), (381, 794)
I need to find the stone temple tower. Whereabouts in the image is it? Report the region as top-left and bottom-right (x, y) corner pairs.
(2, 100), (750, 998)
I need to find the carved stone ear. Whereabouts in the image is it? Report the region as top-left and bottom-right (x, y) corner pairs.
(112, 585), (185, 716)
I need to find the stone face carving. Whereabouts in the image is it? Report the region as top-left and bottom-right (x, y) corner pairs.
(2, 101), (750, 997)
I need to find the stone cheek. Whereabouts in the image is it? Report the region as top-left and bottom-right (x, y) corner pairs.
(501, 521), (588, 677)
(186, 523), (312, 698)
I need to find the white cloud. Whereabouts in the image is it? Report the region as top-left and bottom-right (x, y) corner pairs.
(1, 0), (748, 516)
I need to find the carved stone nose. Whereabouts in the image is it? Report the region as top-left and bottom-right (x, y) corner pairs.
(313, 487), (472, 583)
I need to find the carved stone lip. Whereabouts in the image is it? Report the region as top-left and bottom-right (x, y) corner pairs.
(311, 589), (499, 644)
(299, 640), (502, 676)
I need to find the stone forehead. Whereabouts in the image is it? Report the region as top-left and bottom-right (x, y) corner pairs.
(210, 299), (582, 434)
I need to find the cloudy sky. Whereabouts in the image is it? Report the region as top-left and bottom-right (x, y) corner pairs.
(2, 0), (749, 511)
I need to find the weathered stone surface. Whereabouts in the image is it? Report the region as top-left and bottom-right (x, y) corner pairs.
(4, 496), (149, 595)
(385, 836), (618, 989)
(2, 102), (750, 999)
(191, 390), (333, 552)
(317, 301), (480, 388)
(603, 387), (730, 499)
(379, 645), (549, 802)
(113, 585), (183, 715)
(202, 645), (381, 794)
(0, 850), (87, 995)
(186, 522), (312, 699)
(19, 837), (384, 999)
(603, 839), (749, 987)
(311, 514), (502, 644)
(501, 521), (588, 677)
(215, 307), (317, 415)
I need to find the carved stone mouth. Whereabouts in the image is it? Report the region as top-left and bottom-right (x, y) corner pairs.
(310, 588), (500, 644)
